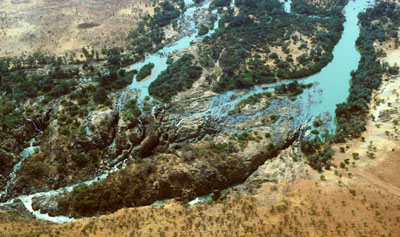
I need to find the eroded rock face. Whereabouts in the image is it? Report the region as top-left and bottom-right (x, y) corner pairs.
(115, 125), (144, 151)
(0, 149), (19, 190)
(3, 60), (308, 219)
(0, 119), (39, 154)
(0, 149), (19, 172)
(6, 105), (121, 198)
(243, 143), (305, 189)
(1, 199), (35, 219)
(32, 195), (61, 217)
(174, 116), (220, 142)
(89, 108), (119, 146)
(136, 121), (160, 157)
(33, 111), (302, 218)
(10, 90), (306, 220)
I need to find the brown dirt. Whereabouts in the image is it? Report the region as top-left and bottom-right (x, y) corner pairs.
(2, 6), (400, 236)
(0, 0), (154, 58)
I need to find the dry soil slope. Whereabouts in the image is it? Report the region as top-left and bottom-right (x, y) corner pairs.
(0, 0), (154, 58)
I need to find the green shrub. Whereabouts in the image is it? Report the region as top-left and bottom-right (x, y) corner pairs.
(198, 25), (209, 36)
(149, 54), (202, 102)
(136, 63), (155, 81)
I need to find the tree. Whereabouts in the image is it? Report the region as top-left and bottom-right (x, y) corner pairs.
(93, 87), (107, 104)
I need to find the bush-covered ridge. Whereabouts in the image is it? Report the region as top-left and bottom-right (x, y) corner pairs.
(334, 1), (400, 142)
(57, 134), (280, 217)
(292, 0), (348, 17)
(300, 1), (400, 170)
(149, 54), (202, 102)
(197, 0), (346, 93)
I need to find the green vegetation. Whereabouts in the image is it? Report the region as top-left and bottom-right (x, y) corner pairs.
(121, 99), (142, 127)
(49, 66), (79, 79)
(300, 137), (334, 171)
(150, 1), (181, 28)
(0, 58), (82, 133)
(300, 2), (400, 171)
(211, 142), (237, 154)
(149, 54), (202, 102)
(211, 0), (231, 8)
(275, 81), (312, 97)
(97, 69), (135, 92)
(334, 2), (400, 142)
(102, 47), (135, 67)
(136, 63), (155, 81)
(0, 64), (78, 104)
(198, 25), (210, 36)
(56, 97), (90, 138)
(0, 100), (24, 133)
(126, 1), (182, 61)
(292, 0), (348, 17)
(313, 119), (323, 127)
(199, 0), (345, 92)
(228, 92), (272, 115)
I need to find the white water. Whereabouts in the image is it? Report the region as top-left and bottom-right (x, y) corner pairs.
(279, 0), (291, 13)
(0, 0), (221, 223)
(28, 119), (43, 134)
(0, 158), (129, 223)
(108, 138), (116, 148)
(0, 139), (40, 199)
(86, 110), (93, 133)
(125, 0), (220, 104)
(151, 184), (242, 206)
(0, 0), (376, 222)
(174, 0), (374, 135)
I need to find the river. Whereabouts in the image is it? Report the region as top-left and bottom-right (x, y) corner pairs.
(172, 0), (373, 136)
(0, 0), (222, 224)
(124, 0), (221, 104)
(0, 0), (374, 223)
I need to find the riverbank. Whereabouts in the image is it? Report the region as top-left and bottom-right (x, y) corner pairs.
(2, 132), (400, 236)
(0, 0), (373, 221)
(0, 0), (400, 233)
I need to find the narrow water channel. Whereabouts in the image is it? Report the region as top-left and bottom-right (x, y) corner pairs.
(0, 0), (375, 223)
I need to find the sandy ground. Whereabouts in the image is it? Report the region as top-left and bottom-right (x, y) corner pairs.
(385, 49), (400, 66)
(2, 76), (400, 236)
(0, 0), (154, 58)
(1, 11), (400, 237)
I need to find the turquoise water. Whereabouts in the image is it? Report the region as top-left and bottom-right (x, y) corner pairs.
(174, 0), (374, 135)
(0, 0), (376, 222)
(125, 0), (220, 103)
(0, 0), (220, 223)
(294, 0), (374, 132)
(280, 0), (291, 13)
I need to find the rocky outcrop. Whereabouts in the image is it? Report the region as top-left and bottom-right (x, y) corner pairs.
(31, 117), (301, 218)
(173, 116), (220, 142)
(90, 108), (119, 146)
(6, 105), (121, 199)
(115, 114), (145, 152)
(136, 118), (160, 157)
(0, 149), (19, 190)
(0, 118), (39, 154)
(243, 143), (304, 189)
(78, 108), (119, 150)
(32, 195), (61, 217)
(1, 199), (35, 219)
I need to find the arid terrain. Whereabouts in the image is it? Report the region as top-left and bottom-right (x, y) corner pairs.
(0, 0), (399, 236)
(1, 50), (400, 236)
(2, 104), (400, 237)
(0, 0), (154, 57)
